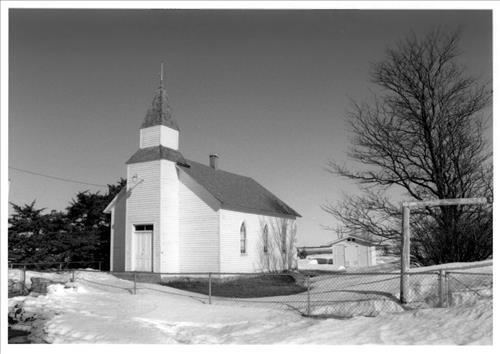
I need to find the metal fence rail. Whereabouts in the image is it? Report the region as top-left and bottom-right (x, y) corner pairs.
(9, 260), (103, 271)
(8, 262), (493, 318)
(8, 261), (103, 297)
(446, 271), (493, 306)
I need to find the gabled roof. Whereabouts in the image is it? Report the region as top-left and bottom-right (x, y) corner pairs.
(126, 145), (189, 166)
(103, 188), (127, 214)
(328, 235), (379, 246)
(179, 160), (301, 218)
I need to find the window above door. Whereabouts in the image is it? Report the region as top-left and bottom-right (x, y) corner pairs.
(134, 224), (153, 231)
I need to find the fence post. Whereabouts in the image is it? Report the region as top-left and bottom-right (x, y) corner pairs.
(23, 265), (27, 293)
(98, 261), (102, 271)
(59, 263), (62, 271)
(438, 270), (446, 307)
(208, 272), (212, 305)
(400, 206), (410, 304)
(71, 269), (75, 283)
(133, 273), (137, 295)
(306, 275), (311, 316)
(446, 272), (451, 306)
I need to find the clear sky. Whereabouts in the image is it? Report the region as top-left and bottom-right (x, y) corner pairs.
(8, 9), (492, 246)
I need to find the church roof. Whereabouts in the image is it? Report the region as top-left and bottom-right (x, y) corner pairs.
(126, 145), (189, 166)
(125, 147), (299, 217)
(141, 81), (179, 131)
(179, 160), (301, 218)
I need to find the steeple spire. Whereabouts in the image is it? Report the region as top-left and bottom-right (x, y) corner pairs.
(160, 62), (164, 86)
(141, 63), (179, 131)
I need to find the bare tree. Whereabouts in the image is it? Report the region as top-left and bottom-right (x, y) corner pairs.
(257, 217), (297, 271)
(256, 218), (279, 272)
(324, 29), (492, 265)
(323, 188), (401, 241)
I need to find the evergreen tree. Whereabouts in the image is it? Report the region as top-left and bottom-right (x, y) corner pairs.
(8, 179), (126, 269)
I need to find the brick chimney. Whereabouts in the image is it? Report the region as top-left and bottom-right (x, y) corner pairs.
(209, 154), (219, 169)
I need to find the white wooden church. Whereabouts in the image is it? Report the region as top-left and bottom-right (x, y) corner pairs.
(104, 72), (300, 274)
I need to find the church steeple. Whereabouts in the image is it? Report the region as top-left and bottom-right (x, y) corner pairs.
(141, 63), (179, 131)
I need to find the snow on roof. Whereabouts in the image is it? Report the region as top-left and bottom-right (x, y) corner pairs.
(327, 235), (380, 246)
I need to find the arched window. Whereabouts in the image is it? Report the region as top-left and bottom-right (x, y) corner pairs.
(240, 222), (247, 254)
(281, 223), (287, 254)
(263, 225), (269, 253)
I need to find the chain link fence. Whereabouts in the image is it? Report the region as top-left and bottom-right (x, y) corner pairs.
(8, 261), (103, 297)
(187, 272), (442, 317)
(8, 262), (492, 318)
(122, 269), (492, 318)
(9, 260), (103, 271)
(446, 271), (493, 306)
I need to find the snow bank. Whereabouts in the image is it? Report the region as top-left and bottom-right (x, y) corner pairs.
(376, 254), (400, 265)
(284, 299), (492, 345)
(409, 259), (492, 273)
(9, 269), (72, 288)
(297, 259), (345, 271)
(8, 270), (491, 344)
(310, 298), (404, 317)
(7, 262), (492, 344)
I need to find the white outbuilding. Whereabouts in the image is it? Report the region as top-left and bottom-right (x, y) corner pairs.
(329, 236), (377, 268)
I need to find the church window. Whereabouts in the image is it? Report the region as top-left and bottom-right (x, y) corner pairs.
(134, 224), (153, 231)
(263, 225), (269, 253)
(240, 222), (247, 254)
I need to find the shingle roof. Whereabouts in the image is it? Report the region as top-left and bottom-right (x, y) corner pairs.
(126, 145), (189, 166)
(179, 160), (301, 218)
(141, 83), (179, 131)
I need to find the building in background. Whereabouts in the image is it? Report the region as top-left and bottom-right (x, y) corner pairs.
(297, 235), (378, 268)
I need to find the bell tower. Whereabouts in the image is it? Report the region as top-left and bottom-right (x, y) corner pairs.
(124, 64), (183, 273)
(139, 63), (179, 150)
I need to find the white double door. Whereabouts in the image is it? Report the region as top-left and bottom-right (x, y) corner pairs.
(133, 230), (153, 272)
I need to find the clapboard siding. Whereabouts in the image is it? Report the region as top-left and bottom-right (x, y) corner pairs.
(111, 192), (127, 272)
(160, 160), (180, 272)
(219, 210), (263, 273)
(179, 173), (220, 272)
(219, 211), (298, 273)
(140, 126), (179, 150)
(140, 127), (160, 148)
(125, 161), (161, 271)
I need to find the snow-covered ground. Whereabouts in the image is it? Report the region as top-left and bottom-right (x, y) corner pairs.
(7, 261), (493, 344)
(297, 258), (344, 271)
(297, 254), (401, 272)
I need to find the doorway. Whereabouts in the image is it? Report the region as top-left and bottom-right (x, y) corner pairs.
(133, 224), (153, 272)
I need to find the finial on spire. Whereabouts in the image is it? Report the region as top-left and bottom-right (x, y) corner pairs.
(141, 63), (179, 131)
(160, 62), (164, 87)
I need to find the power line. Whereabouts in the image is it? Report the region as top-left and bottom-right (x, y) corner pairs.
(9, 166), (107, 188)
